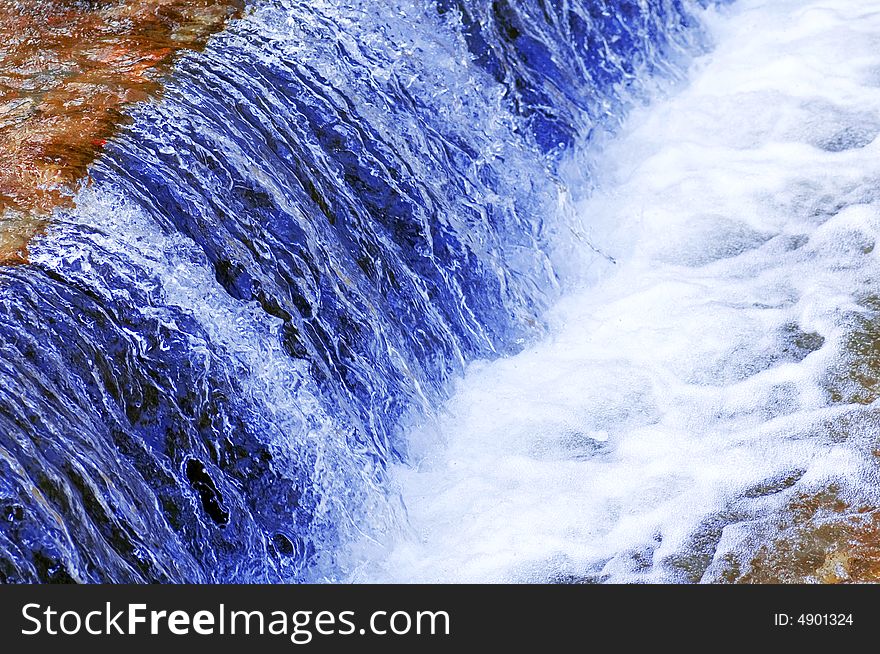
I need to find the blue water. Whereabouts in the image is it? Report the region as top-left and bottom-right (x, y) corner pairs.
(0, 0), (713, 582)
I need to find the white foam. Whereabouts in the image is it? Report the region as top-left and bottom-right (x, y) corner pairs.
(373, 0), (880, 582)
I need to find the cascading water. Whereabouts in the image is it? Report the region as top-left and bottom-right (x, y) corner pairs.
(376, 0), (880, 583)
(0, 0), (709, 583)
(8, 0), (870, 586)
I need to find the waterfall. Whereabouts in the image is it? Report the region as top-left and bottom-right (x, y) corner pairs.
(0, 0), (712, 582)
(376, 0), (880, 583)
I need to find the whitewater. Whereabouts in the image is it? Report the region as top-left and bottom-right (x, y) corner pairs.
(375, 0), (880, 582)
(2, 0), (715, 583)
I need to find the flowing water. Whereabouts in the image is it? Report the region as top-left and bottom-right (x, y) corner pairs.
(376, 0), (880, 583)
(3, 0), (876, 584)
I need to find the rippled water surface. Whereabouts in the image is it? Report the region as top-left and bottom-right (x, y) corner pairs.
(0, 0), (709, 583)
(6, 0), (874, 585)
(377, 0), (880, 583)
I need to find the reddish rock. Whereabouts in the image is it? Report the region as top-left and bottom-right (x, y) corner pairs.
(0, 0), (243, 264)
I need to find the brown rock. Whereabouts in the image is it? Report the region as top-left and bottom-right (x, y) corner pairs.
(0, 0), (243, 263)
